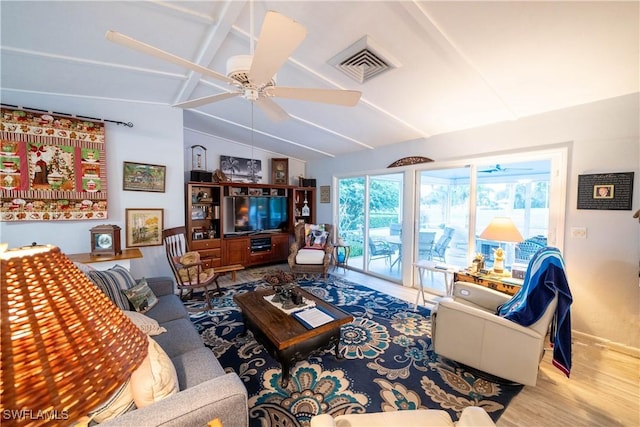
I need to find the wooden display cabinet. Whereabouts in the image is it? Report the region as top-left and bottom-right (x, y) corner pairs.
(187, 181), (311, 269)
(186, 182), (222, 268)
(223, 237), (248, 265)
(271, 233), (291, 260)
(292, 187), (316, 226)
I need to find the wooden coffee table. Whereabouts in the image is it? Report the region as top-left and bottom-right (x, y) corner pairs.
(234, 287), (353, 387)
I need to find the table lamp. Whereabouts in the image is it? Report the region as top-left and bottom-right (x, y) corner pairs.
(1, 244), (148, 425)
(479, 217), (524, 274)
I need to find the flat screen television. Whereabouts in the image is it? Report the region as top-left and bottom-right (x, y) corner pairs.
(223, 196), (288, 234)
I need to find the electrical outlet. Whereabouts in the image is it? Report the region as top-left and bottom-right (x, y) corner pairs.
(571, 227), (587, 238)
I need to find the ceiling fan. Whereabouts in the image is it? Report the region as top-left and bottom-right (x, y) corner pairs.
(105, 11), (361, 121)
(479, 164), (534, 173)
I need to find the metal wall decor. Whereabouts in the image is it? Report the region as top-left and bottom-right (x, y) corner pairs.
(387, 156), (433, 168)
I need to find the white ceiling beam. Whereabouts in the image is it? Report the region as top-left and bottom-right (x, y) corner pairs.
(173, 1), (247, 104)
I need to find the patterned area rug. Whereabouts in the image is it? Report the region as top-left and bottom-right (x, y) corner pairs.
(188, 275), (523, 427)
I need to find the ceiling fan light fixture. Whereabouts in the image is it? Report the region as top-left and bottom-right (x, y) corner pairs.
(226, 54), (276, 88)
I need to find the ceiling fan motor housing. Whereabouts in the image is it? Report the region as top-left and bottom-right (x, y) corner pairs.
(226, 54), (276, 89)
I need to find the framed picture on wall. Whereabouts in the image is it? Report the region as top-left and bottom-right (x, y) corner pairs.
(577, 172), (634, 210)
(123, 162), (166, 192)
(125, 208), (164, 247)
(271, 158), (288, 185)
(320, 185), (330, 203)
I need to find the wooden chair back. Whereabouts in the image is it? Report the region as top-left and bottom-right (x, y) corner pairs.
(163, 226), (189, 285)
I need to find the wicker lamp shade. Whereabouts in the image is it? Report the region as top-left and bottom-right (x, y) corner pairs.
(0, 245), (148, 426)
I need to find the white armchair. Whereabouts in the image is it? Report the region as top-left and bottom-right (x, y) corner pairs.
(431, 281), (557, 386)
(310, 406), (496, 427)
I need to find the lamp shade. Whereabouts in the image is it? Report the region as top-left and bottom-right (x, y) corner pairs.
(1, 245), (148, 425)
(479, 217), (524, 243)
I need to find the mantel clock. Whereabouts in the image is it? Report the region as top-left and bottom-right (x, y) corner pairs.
(90, 224), (122, 256)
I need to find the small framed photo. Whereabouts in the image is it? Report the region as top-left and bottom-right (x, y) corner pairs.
(123, 161), (166, 192)
(191, 206), (207, 220)
(320, 185), (330, 203)
(593, 184), (614, 199)
(125, 208), (164, 247)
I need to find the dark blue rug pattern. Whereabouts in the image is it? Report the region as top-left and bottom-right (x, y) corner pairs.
(188, 275), (522, 427)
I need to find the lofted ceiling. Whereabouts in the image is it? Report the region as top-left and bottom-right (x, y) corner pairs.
(1, 1), (638, 163)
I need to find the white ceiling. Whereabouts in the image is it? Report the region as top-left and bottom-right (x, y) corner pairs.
(1, 1), (638, 163)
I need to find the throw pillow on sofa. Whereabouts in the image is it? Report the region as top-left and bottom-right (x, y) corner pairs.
(130, 336), (179, 407)
(87, 265), (137, 310)
(122, 278), (158, 313)
(89, 377), (135, 423)
(123, 311), (167, 336)
(88, 337), (178, 423)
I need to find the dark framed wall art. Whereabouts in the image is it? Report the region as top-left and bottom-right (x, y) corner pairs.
(577, 172), (634, 210)
(271, 158), (289, 185)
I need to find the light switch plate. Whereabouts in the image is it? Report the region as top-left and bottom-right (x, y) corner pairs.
(571, 227), (587, 238)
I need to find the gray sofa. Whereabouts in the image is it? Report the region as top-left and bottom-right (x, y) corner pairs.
(102, 277), (248, 427)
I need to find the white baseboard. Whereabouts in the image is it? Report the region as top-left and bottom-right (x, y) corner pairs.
(573, 330), (640, 358)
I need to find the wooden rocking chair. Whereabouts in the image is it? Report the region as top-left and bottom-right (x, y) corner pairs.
(163, 226), (222, 310)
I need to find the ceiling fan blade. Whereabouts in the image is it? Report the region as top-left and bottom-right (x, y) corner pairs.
(255, 97), (290, 122)
(249, 11), (307, 88)
(173, 92), (241, 109)
(105, 30), (237, 85)
(267, 87), (362, 106)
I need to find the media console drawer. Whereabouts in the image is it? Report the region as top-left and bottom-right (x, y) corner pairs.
(248, 251), (271, 266)
(191, 239), (221, 250)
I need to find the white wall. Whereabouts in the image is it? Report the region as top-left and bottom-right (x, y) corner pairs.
(0, 92), (184, 279)
(182, 129), (307, 187)
(308, 93), (640, 351)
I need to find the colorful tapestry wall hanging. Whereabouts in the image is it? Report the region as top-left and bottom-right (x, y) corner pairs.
(0, 106), (108, 221)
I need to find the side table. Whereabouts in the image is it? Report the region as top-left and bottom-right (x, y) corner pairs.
(67, 248), (143, 271)
(453, 270), (523, 296)
(413, 261), (458, 309)
(332, 243), (351, 273)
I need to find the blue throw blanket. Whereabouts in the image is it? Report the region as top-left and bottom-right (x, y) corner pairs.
(497, 247), (572, 378)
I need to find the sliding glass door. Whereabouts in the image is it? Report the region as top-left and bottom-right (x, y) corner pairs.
(416, 167), (470, 295)
(338, 177), (365, 271)
(337, 173), (404, 282)
(336, 147), (566, 295)
(475, 160), (551, 269)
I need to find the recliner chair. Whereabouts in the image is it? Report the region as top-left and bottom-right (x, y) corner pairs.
(431, 246), (572, 386)
(431, 281), (557, 386)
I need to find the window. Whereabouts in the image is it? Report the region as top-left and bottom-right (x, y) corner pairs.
(335, 147), (567, 293)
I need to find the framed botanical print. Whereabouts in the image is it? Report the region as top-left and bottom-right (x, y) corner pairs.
(125, 208), (164, 247)
(271, 158), (288, 185)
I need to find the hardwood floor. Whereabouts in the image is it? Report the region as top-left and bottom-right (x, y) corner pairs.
(219, 265), (640, 427)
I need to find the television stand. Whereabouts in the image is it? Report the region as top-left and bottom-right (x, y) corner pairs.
(222, 232), (290, 267)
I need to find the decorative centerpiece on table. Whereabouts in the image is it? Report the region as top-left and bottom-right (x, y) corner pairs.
(263, 270), (304, 310)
